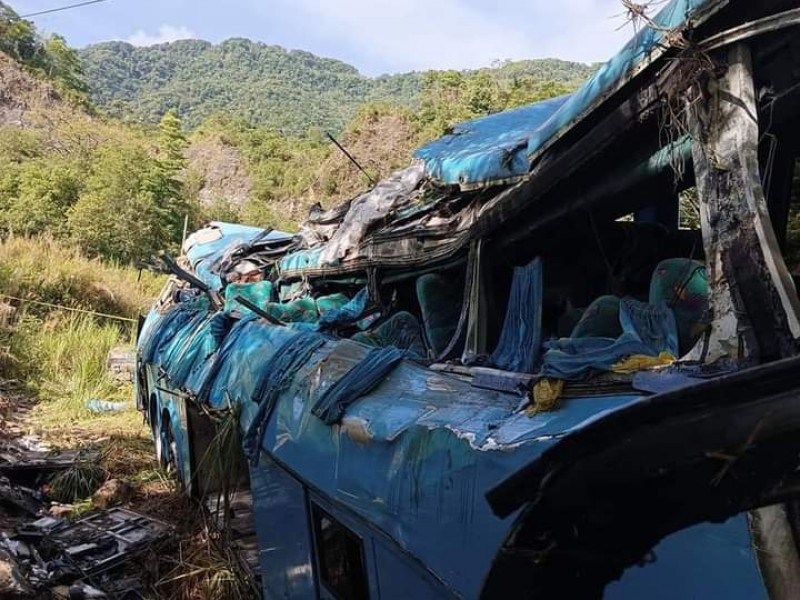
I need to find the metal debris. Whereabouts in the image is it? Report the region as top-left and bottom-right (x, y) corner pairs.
(0, 438), (99, 477)
(1, 507), (171, 598)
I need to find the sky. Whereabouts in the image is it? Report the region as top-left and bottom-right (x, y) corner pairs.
(12, 0), (635, 76)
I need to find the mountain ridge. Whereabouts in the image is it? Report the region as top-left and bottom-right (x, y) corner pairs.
(79, 38), (596, 134)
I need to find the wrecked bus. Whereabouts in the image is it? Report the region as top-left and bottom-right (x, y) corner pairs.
(136, 0), (800, 597)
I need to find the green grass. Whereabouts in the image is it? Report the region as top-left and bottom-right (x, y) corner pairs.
(0, 235), (163, 318)
(48, 460), (105, 503)
(8, 312), (133, 418)
(0, 236), (163, 419)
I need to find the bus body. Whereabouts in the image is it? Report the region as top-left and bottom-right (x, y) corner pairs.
(137, 1), (800, 597)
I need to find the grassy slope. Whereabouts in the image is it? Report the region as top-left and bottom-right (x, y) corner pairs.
(0, 236), (255, 598)
(0, 236), (162, 422)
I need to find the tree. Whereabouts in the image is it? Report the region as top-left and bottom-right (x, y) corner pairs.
(1, 160), (81, 235)
(158, 110), (188, 172)
(0, 4), (88, 100)
(154, 110), (194, 239)
(0, 3), (40, 66)
(42, 34), (90, 100)
(67, 143), (186, 262)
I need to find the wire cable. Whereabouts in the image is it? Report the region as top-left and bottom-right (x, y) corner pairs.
(20, 0), (113, 18)
(0, 293), (136, 323)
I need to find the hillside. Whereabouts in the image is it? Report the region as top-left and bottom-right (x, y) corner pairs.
(78, 39), (595, 134)
(2, 0), (597, 262)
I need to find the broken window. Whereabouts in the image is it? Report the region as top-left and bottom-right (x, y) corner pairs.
(311, 503), (369, 600)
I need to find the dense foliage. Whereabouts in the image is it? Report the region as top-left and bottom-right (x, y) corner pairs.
(1, 6), (595, 264)
(78, 38), (595, 134)
(0, 104), (197, 262)
(0, 1), (89, 102)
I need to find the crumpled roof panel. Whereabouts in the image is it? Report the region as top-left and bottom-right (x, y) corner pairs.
(414, 0), (719, 190)
(183, 222), (291, 289)
(413, 96), (570, 189)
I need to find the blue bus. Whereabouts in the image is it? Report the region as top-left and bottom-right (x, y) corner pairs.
(136, 1), (800, 597)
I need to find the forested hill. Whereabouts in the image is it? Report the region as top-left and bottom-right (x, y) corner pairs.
(79, 39), (595, 134)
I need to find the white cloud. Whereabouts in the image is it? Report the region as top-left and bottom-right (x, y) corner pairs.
(267, 0), (632, 73)
(127, 24), (196, 47)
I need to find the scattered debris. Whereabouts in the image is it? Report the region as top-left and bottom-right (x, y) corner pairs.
(84, 400), (130, 413)
(0, 547), (32, 598)
(206, 490), (261, 594)
(48, 504), (75, 519)
(0, 477), (41, 518)
(107, 347), (136, 384)
(0, 438), (99, 479)
(1, 507), (171, 597)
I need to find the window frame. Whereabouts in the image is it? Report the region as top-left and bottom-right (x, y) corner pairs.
(309, 498), (371, 600)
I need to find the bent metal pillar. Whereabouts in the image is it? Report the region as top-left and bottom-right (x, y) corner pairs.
(690, 43), (800, 364)
(691, 42), (800, 600)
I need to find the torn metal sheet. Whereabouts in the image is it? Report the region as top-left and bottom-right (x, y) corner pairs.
(0, 477), (41, 518)
(2, 508), (170, 594)
(483, 355), (800, 598)
(0, 439), (98, 477)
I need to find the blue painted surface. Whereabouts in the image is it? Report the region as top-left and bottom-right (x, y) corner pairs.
(309, 492), (384, 600)
(184, 223), (291, 289)
(413, 0), (718, 188)
(138, 212), (770, 597)
(200, 317), (639, 597)
(250, 455), (317, 599)
(371, 536), (451, 599)
(605, 515), (767, 600)
(141, 301), (769, 597)
(413, 96), (569, 188)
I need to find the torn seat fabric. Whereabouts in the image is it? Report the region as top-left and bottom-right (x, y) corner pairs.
(541, 298), (677, 380)
(317, 288), (369, 330)
(416, 274), (462, 358)
(351, 312), (426, 358)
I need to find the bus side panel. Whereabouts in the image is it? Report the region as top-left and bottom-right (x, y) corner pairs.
(604, 514), (767, 599)
(165, 395), (192, 490)
(250, 455), (316, 600)
(372, 536), (455, 599)
(147, 371), (193, 493)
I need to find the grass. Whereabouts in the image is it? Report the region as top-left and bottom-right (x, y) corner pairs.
(0, 235), (163, 317)
(155, 530), (257, 600)
(0, 235), (164, 420)
(0, 237), (254, 598)
(10, 312), (133, 418)
(48, 460), (105, 503)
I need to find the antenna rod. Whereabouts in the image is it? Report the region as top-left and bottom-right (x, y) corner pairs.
(325, 132), (376, 186)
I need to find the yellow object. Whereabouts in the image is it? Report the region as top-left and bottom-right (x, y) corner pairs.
(529, 378), (565, 414)
(611, 352), (675, 374)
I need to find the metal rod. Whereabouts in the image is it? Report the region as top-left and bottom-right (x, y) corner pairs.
(325, 132), (376, 186)
(233, 295), (285, 326)
(160, 252), (221, 308)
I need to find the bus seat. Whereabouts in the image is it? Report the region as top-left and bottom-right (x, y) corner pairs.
(266, 297), (319, 323)
(315, 293), (350, 317)
(416, 273), (461, 357)
(649, 258), (709, 354)
(571, 295), (623, 339)
(351, 311), (426, 358)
